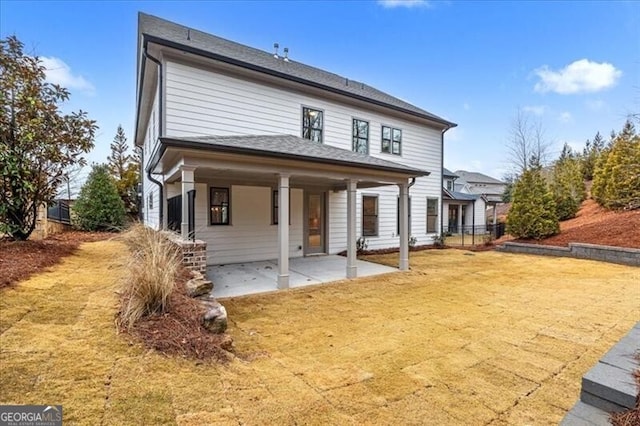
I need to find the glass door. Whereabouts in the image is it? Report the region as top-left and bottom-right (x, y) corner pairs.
(305, 192), (325, 254)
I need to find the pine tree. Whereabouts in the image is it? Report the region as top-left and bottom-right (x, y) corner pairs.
(72, 164), (125, 231)
(507, 165), (559, 239)
(604, 121), (640, 210)
(581, 132), (605, 181)
(106, 125), (139, 216)
(551, 144), (585, 220)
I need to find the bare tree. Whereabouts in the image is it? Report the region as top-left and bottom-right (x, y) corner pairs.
(506, 108), (552, 174)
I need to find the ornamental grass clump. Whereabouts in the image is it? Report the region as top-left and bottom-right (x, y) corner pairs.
(120, 223), (181, 329)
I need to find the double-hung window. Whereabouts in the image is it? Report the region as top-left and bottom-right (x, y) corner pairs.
(382, 126), (402, 155)
(352, 119), (369, 154)
(210, 187), (230, 225)
(302, 107), (323, 142)
(426, 198), (438, 233)
(362, 195), (378, 237)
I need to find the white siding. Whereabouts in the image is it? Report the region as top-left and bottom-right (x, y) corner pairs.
(142, 86), (160, 229)
(164, 59), (443, 252)
(174, 184), (304, 265)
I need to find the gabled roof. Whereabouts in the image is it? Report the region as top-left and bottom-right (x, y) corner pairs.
(138, 13), (455, 128)
(454, 170), (504, 185)
(157, 134), (430, 176)
(443, 168), (458, 178)
(442, 188), (480, 201)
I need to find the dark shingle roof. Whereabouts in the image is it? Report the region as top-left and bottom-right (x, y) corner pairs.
(443, 167), (458, 178)
(454, 170), (504, 185)
(138, 13), (455, 128)
(160, 134), (430, 176)
(442, 188), (480, 201)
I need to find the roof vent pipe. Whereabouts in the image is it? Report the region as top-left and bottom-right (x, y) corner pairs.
(273, 43), (279, 58)
(283, 47), (289, 62)
(187, 29), (191, 41)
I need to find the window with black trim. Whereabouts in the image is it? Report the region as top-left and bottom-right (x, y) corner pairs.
(362, 195), (378, 237)
(210, 187), (230, 225)
(427, 198), (438, 233)
(382, 126), (402, 155)
(446, 180), (453, 191)
(302, 107), (323, 142)
(352, 119), (369, 154)
(397, 197), (412, 234)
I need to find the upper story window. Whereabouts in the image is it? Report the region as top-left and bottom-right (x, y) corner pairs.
(302, 107), (323, 143)
(382, 126), (402, 155)
(352, 119), (369, 154)
(446, 180), (453, 191)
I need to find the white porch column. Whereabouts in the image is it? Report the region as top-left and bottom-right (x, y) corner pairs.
(457, 204), (463, 233)
(346, 179), (357, 278)
(277, 174), (290, 289)
(493, 204), (498, 225)
(180, 165), (196, 240)
(398, 182), (409, 271)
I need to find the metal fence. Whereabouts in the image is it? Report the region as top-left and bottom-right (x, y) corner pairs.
(443, 223), (505, 247)
(47, 200), (71, 224)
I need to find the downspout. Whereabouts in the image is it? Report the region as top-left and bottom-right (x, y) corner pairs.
(440, 125), (454, 235)
(143, 42), (164, 229)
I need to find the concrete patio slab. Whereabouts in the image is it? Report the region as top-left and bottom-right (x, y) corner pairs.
(208, 255), (397, 298)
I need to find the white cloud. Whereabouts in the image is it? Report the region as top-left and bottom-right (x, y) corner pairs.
(40, 56), (95, 95)
(533, 59), (621, 95)
(378, 0), (431, 8)
(463, 102), (470, 111)
(445, 126), (462, 142)
(558, 111), (572, 123)
(522, 105), (547, 116)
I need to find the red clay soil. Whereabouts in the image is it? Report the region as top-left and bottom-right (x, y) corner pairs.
(0, 231), (110, 289)
(501, 199), (640, 249)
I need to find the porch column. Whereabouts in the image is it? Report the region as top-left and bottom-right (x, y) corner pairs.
(457, 204), (463, 233)
(346, 179), (357, 278)
(398, 182), (409, 271)
(180, 165), (196, 240)
(277, 174), (290, 289)
(493, 204), (498, 225)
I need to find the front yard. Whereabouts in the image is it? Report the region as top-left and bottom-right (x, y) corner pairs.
(1, 240), (638, 424)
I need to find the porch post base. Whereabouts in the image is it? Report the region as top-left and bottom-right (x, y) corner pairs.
(346, 265), (357, 279)
(277, 274), (290, 289)
(399, 258), (409, 271)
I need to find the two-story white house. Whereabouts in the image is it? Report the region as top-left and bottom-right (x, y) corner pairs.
(441, 168), (486, 234)
(135, 13), (456, 288)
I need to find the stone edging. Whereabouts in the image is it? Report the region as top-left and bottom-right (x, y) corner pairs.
(561, 322), (639, 425)
(497, 242), (640, 266)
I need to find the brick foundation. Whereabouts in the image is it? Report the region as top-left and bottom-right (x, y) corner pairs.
(166, 234), (208, 274)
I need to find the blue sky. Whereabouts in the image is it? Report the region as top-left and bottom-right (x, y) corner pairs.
(2, 0), (638, 181)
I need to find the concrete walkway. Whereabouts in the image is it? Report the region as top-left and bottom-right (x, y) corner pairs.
(208, 255), (397, 298)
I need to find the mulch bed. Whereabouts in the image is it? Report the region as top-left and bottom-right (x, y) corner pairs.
(0, 231), (111, 289)
(337, 244), (448, 257)
(117, 268), (233, 362)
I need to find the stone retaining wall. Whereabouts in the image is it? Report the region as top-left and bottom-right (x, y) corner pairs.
(498, 242), (640, 266)
(166, 234), (208, 274)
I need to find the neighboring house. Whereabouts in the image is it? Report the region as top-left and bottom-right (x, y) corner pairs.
(135, 13), (456, 287)
(442, 168), (486, 234)
(454, 170), (506, 225)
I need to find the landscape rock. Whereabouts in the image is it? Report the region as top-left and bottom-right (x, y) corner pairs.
(185, 277), (213, 298)
(201, 298), (228, 334)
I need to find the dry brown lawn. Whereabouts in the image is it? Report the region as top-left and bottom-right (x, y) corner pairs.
(1, 240), (638, 425)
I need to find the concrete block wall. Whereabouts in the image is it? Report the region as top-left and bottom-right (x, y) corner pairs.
(498, 242), (640, 267)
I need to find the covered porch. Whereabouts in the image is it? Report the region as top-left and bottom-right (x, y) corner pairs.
(149, 134), (428, 289)
(209, 255), (397, 298)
